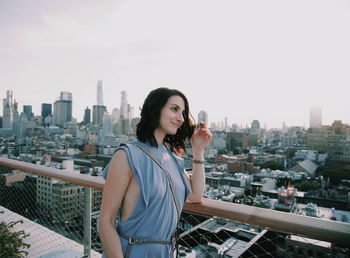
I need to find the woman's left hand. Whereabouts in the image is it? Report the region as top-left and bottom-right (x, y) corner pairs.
(190, 122), (212, 152)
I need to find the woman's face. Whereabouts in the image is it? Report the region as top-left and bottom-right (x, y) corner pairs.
(156, 95), (185, 136)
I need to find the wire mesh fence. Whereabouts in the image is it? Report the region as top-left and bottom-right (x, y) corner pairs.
(1, 162), (349, 257)
(0, 164), (102, 257)
(177, 210), (350, 258)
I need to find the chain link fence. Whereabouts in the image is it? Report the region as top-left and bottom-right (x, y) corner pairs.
(1, 163), (349, 257)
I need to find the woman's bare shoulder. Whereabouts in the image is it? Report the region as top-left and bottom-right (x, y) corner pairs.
(107, 149), (132, 178)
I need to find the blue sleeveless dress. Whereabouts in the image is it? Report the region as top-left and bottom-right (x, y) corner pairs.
(102, 140), (192, 258)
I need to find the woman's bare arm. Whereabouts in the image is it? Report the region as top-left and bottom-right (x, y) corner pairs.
(185, 122), (212, 203)
(99, 150), (132, 258)
(184, 149), (206, 203)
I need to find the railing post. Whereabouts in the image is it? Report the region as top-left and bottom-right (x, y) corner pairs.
(84, 186), (92, 257)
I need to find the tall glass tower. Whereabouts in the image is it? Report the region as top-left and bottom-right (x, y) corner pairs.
(53, 92), (72, 126)
(97, 80), (104, 106)
(120, 91), (128, 119)
(41, 103), (52, 121)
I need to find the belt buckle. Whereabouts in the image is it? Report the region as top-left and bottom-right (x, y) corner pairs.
(129, 237), (138, 245)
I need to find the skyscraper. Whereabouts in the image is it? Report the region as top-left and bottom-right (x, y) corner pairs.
(102, 112), (113, 136)
(120, 91), (128, 119)
(83, 107), (91, 124)
(309, 107), (322, 128)
(127, 104), (134, 120)
(97, 80), (104, 106)
(93, 81), (107, 126)
(92, 105), (107, 126)
(53, 92), (72, 126)
(23, 105), (33, 120)
(198, 110), (208, 125)
(2, 90), (13, 128)
(251, 120), (260, 129)
(41, 103), (52, 122)
(111, 108), (121, 123)
(60, 92), (72, 101)
(12, 101), (19, 126)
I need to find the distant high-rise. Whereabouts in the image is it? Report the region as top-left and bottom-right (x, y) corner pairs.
(60, 92), (72, 101)
(92, 80), (107, 126)
(127, 104), (134, 120)
(102, 112), (113, 136)
(251, 120), (260, 129)
(198, 110), (208, 125)
(309, 107), (322, 128)
(53, 92), (72, 126)
(12, 101), (19, 126)
(83, 107), (91, 124)
(23, 105), (33, 120)
(120, 91), (128, 119)
(2, 90), (13, 128)
(210, 122), (217, 130)
(111, 108), (121, 123)
(41, 103), (52, 122)
(249, 120), (261, 145)
(97, 80), (104, 106)
(93, 105), (107, 126)
(130, 117), (141, 134)
(231, 123), (239, 132)
(120, 117), (130, 135)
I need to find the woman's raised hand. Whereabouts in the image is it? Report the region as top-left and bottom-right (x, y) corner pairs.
(190, 122), (212, 152)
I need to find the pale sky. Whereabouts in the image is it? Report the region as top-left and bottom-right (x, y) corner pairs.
(1, 0), (350, 129)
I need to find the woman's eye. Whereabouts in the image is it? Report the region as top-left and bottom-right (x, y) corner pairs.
(171, 107), (178, 111)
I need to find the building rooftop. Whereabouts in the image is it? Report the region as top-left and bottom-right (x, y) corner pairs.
(290, 160), (318, 177)
(179, 217), (261, 257)
(0, 206), (100, 258)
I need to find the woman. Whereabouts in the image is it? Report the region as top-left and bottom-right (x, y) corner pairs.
(99, 87), (212, 258)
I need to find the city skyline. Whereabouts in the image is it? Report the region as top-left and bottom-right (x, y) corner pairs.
(1, 0), (350, 128)
(0, 88), (348, 129)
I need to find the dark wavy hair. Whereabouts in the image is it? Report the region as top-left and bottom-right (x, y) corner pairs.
(136, 87), (195, 154)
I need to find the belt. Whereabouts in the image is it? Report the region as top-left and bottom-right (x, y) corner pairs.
(117, 227), (175, 258)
